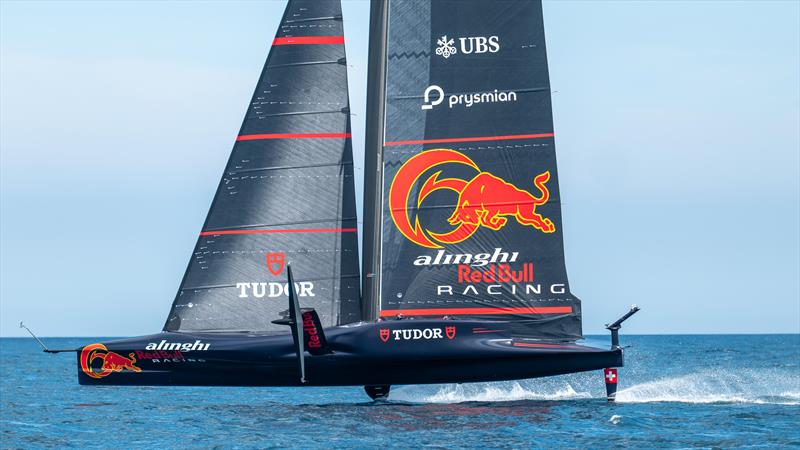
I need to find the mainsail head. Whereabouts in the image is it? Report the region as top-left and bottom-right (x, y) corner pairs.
(363, 0), (582, 339)
(164, 0), (360, 332)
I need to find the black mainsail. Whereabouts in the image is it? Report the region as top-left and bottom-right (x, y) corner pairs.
(164, 0), (361, 333)
(363, 0), (581, 339)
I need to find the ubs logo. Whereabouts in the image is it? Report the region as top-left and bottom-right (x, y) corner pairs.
(435, 35), (500, 59)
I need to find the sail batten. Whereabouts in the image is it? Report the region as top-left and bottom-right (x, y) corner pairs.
(385, 132), (555, 146)
(164, 0), (361, 333)
(236, 133), (352, 141)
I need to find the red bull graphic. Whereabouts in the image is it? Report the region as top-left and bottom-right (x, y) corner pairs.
(80, 343), (141, 379)
(389, 149), (554, 248)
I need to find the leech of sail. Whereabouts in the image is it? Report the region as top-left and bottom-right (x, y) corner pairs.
(379, 306), (573, 317)
(272, 36), (344, 46)
(236, 133), (351, 141)
(384, 132), (554, 147)
(199, 228), (358, 236)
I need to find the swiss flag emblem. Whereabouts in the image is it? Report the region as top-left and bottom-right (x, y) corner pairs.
(266, 252), (286, 276)
(379, 328), (390, 343)
(604, 368), (618, 384)
(445, 326), (456, 340)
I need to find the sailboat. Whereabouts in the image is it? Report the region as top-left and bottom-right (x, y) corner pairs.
(41, 0), (639, 401)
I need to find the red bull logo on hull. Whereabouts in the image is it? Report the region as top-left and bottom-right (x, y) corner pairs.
(389, 149), (555, 248)
(80, 343), (141, 379)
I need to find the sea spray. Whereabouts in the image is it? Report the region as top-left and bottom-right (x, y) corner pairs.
(391, 380), (591, 403)
(390, 367), (799, 405)
(615, 368), (800, 405)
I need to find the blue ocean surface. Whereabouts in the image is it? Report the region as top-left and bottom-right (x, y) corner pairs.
(1, 334), (798, 449)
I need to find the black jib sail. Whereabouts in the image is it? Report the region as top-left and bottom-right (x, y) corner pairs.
(164, 0), (361, 333)
(363, 0), (581, 339)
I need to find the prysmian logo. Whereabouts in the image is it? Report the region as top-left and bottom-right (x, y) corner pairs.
(435, 35), (499, 59)
(421, 85), (518, 110)
(421, 85), (445, 110)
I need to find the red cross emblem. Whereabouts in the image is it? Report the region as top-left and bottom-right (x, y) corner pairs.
(266, 252), (286, 276)
(604, 368), (618, 384)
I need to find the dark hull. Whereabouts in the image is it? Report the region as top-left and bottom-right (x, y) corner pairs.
(77, 320), (622, 387)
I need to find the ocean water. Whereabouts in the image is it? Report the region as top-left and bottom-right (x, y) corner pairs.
(1, 335), (798, 449)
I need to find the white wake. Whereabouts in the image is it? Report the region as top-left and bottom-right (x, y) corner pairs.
(392, 380), (591, 403)
(615, 369), (800, 405)
(390, 368), (800, 405)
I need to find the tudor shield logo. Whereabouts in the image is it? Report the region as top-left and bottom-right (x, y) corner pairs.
(446, 326), (456, 339)
(266, 252), (286, 276)
(379, 328), (390, 343)
(389, 149), (555, 248)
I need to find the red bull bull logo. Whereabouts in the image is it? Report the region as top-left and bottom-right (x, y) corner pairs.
(80, 343), (141, 379)
(389, 149), (555, 248)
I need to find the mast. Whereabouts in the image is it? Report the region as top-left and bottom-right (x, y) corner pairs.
(361, 0), (389, 321)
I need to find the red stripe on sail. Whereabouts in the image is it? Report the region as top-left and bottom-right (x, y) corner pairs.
(272, 36), (344, 46)
(384, 132), (554, 147)
(200, 228), (357, 236)
(512, 342), (583, 349)
(379, 306), (572, 317)
(236, 133), (351, 141)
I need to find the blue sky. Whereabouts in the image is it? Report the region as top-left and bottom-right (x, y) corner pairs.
(1, 0), (798, 337)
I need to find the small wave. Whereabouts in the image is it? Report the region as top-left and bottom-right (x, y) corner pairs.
(615, 369), (800, 405)
(2, 420), (50, 428)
